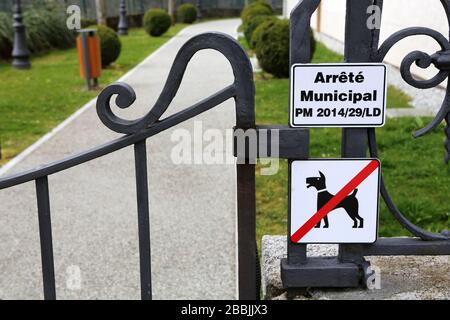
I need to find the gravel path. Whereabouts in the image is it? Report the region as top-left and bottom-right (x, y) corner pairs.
(0, 19), (242, 300)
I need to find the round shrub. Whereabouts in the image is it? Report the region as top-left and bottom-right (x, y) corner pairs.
(244, 15), (275, 49)
(143, 9), (171, 37)
(251, 0), (273, 12)
(251, 18), (277, 51)
(241, 1), (273, 19)
(241, 1), (273, 25)
(177, 3), (197, 24)
(88, 25), (121, 68)
(254, 19), (290, 78)
(253, 19), (317, 78)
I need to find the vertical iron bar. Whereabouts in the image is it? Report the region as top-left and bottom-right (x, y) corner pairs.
(237, 163), (257, 300)
(287, 0), (320, 265)
(134, 140), (152, 300)
(339, 0), (381, 263)
(35, 176), (56, 300)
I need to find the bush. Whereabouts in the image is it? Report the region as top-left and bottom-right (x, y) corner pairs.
(177, 3), (197, 24)
(250, 0), (273, 12)
(0, 12), (12, 59)
(251, 18), (277, 52)
(0, 4), (76, 60)
(254, 19), (290, 78)
(253, 19), (316, 78)
(143, 9), (171, 37)
(244, 15), (275, 49)
(241, 1), (273, 25)
(88, 25), (121, 68)
(23, 5), (75, 54)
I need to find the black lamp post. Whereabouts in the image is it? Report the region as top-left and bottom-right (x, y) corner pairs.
(11, 0), (31, 69)
(118, 0), (128, 36)
(196, 0), (203, 21)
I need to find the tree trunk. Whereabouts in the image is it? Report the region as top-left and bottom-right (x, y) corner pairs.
(95, 0), (108, 25)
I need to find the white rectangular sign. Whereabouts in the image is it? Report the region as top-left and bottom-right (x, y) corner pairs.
(290, 63), (387, 127)
(290, 159), (381, 244)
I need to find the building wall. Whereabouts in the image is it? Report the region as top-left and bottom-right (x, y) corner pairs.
(285, 0), (448, 80)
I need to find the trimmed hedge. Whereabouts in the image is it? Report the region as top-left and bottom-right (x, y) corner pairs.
(177, 3), (197, 24)
(241, 1), (273, 25)
(253, 19), (317, 78)
(244, 15), (275, 49)
(88, 25), (121, 68)
(143, 9), (171, 37)
(0, 3), (75, 59)
(251, 18), (277, 53)
(254, 19), (290, 78)
(0, 4), (75, 59)
(24, 8), (75, 54)
(250, 0), (273, 12)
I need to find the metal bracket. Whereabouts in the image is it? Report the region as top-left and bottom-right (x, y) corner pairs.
(432, 50), (450, 71)
(233, 126), (309, 160)
(281, 257), (368, 289)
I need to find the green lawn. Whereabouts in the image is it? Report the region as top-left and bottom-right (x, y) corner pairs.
(0, 25), (185, 166)
(240, 37), (413, 113)
(254, 44), (449, 241)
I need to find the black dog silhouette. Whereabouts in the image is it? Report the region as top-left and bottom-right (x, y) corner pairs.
(306, 171), (364, 228)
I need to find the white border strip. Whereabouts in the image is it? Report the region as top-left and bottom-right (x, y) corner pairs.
(0, 26), (191, 177)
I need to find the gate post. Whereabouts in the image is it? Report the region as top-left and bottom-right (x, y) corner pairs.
(286, 0), (320, 266)
(281, 0), (377, 292)
(339, 0), (382, 264)
(280, 0), (450, 297)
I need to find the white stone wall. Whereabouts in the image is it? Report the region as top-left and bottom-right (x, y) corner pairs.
(284, 0), (449, 81)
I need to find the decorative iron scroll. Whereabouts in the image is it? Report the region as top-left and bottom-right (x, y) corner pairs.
(366, 0), (450, 240)
(97, 32), (255, 135)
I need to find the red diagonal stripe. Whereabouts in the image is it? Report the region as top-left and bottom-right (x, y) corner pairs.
(291, 160), (379, 243)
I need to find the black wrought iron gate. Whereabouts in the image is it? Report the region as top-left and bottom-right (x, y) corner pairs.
(1, 0), (450, 300)
(0, 32), (261, 300)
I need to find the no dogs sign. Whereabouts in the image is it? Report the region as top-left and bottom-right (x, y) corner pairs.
(290, 63), (387, 127)
(290, 159), (381, 244)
